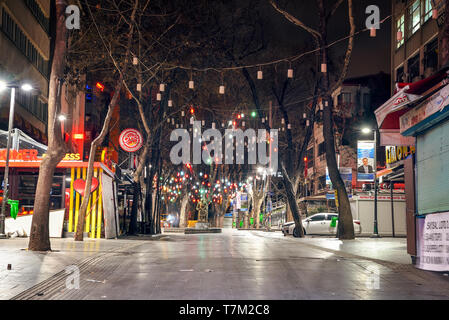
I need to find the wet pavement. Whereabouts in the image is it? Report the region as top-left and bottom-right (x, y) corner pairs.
(1, 229), (449, 300)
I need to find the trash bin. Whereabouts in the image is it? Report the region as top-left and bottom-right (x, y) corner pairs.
(7, 200), (19, 220)
(330, 216), (338, 228)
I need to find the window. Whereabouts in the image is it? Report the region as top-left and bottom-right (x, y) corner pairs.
(423, 0), (433, 23)
(397, 14), (405, 48)
(396, 66), (405, 83)
(409, 0), (421, 36)
(318, 175), (326, 190)
(318, 142), (326, 156)
(24, 0), (50, 34)
(326, 214), (338, 221)
(424, 38), (438, 71)
(338, 92), (351, 104)
(0, 9), (49, 78)
(363, 93), (371, 109)
(310, 214), (326, 222)
(408, 54), (420, 82)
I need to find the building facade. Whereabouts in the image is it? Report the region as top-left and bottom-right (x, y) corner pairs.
(392, 0), (443, 91)
(0, 0), (50, 143)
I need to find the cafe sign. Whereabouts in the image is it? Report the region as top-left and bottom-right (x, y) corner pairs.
(0, 149), (81, 162)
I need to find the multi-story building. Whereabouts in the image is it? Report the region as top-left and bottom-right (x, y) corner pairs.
(0, 0), (50, 143)
(392, 0), (444, 91)
(304, 73), (390, 203)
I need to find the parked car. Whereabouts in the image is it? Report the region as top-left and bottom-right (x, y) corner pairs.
(282, 213), (361, 237)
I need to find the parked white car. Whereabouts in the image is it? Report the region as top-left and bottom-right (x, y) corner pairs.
(282, 213), (361, 237)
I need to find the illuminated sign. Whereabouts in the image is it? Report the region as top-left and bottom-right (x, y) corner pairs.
(0, 149), (81, 162)
(385, 146), (415, 164)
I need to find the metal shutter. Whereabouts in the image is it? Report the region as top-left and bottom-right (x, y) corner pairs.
(416, 118), (449, 214)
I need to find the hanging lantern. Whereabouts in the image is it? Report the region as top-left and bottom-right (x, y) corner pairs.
(397, 30), (403, 41)
(171, 118), (175, 125)
(176, 124), (179, 128)
(288, 123), (291, 130)
(181, 111), (185, 117)
(257, 70), (263, 80)
(303, 113), (307, 119)
(242, 121), (245, 127)
(156, 93), (161, 101)
(168, 99), (173, 107)
(212, 123), (216, 129)
(370, 28), (376, 37)
(133, 56), (138, 65)
(180, 124), (183, 128)
(281, 118), (285, 124)
(287, 68), (293, 78)
(189, 80), (194, 89)
(306, 120), (310, 126)
(433, 9), (438, 19)
(137, 83), (142, 91)
(262, 118), (265, 123)
(219, 85), (225, 94)
(190, 117), (194, 125)
(160, 83), (165, 92)
(321, 63), (327, 73)
(222, 123), (225, 127)
(320, 103), (324, 111)
(167, 118), (170, 123)
(202, 120), (205, 126)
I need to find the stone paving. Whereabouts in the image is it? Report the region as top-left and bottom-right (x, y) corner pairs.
(1, 229), (449, 300)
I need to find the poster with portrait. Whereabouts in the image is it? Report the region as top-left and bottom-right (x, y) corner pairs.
(357, 141), (375, 182)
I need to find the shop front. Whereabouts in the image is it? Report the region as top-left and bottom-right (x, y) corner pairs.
(1, 129), (120, 239)
(375, 70), (449, 270)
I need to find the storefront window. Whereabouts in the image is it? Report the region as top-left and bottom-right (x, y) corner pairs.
(424, 38), (438, 71)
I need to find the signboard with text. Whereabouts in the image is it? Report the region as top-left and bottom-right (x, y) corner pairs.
(416, 211), (449, 272)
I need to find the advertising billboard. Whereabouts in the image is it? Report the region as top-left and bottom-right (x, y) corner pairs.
(357, 141), (375, 182)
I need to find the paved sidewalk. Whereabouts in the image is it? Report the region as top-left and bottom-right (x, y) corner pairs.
(0, 237), (146, 300)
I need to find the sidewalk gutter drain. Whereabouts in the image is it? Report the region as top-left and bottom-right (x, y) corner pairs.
(36, 292), (44, 296)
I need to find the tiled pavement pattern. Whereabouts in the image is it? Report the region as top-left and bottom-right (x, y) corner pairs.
(2, 230), (449, 300)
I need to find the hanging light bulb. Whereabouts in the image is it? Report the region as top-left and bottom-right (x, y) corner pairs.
(133, 56), (138, 65)
(320, 103), (324, 111)
(288, 123), (291, 130)
(306, 120), (310, 126)
(303, 113), (307, 119)
(219, 85), (225, 94)
(370, 28), (376, 37)
(262, 118), (265, 123)
(137, 83), (142, 91)
(160, 83), (165, 92)
(189, 80), (194, 89)
(281, 118), (285, 124)
(190, 117), (194, 125)
(433, 9), (438, 19)
(167, 118), (170, 123)
(171, 118), (175, 125)
(156, 93), (161, 101)
(176, 124), (179, 128)
(397, 30), (403, 41)
(321, 63), (327, 73)
(202, 120), (205, 126)
(257, 69), (263, 80)
(181, 111), (185, 117)
(168, 99), (173, 107)
(287, 68), (293, 78)
(242, 121), (245, 127)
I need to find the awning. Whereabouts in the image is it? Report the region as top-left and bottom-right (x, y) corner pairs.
(375, 70), (449, 146)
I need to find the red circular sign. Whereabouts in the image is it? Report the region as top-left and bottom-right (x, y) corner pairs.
(119, 129), (143, 152)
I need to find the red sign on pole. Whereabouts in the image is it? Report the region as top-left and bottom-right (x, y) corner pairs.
(119, 129), (143, 153)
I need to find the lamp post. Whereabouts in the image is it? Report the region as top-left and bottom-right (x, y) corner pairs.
(0, 81), (33, 237)
(362, 127), (380, 238)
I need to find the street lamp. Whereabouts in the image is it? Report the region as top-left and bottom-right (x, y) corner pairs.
(361, 127), (380, 238)
(0, 81), (34, 237)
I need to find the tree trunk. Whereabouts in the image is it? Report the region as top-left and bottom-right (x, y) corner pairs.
(318, 0), (354, 240)
(280, 163), (304, 237)
(28, 0), (68, 251)
(179, 193), (189, 228)
(128, 181), (140, 235)
(74, 83), (121, 241)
